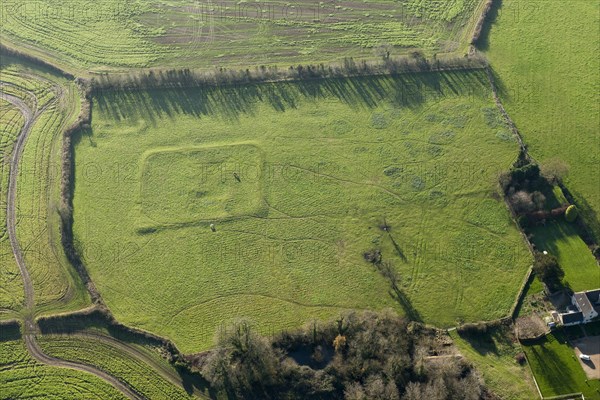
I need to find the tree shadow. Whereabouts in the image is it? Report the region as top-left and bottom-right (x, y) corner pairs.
(458, 325), (514, 356)
(91, 70), (490, 127)
(175, 365), (216, 398)
(389, 285), (423, 323)
(0, 321), (22, 341)
(474, 0), (503, 52)
(387, 232), (407, 262)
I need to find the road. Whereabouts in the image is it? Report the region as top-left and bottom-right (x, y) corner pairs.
(2, 88), (145, 400)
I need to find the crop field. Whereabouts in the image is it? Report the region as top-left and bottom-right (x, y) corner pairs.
(449, 328), (537, 400)
(37, 335), (198, 399)
(0, 97), (25, 315)
(0, 60), (90, 318)
(72, 70), (532, 352)
(522, 330), (600, 398)
(0, 338), (126, 399)
(0, 0), (486, 72)
(483, 0), (600, 239)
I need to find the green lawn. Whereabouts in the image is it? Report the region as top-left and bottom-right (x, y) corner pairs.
(450, 328), (538, 400)
(0, 339), (126, 399)
(0, 0), (487, 72)
(530, 220), (599, 293)
(522, 330), (600, 399)
(483, 0), (600, 239)
(73, 70), (531, 352)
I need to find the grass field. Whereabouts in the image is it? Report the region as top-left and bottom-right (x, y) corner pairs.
(72, 70), (532, 352)
(522, 330), (600, 399)
(483, 0), (600, 239)
(530, 220), (599, 293)
(0, 0), (486, 72)
(37, 335), (198, 399)
(449, 328), (538, 400)
(0, 59), (90, 318)
(0, 338), (126, 399)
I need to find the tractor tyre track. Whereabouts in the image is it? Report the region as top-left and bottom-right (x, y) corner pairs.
(2, 90), (145, 400)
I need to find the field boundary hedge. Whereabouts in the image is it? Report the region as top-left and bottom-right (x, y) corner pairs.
(0, 44), (74, 80)
(470, 0), (495, 45)
(58, 82), (101, 305)
(36, 306), (186, 364)
(89, 54), (488, 94)
(510, 266), (535, 320)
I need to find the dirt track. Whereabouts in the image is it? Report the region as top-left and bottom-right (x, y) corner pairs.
(2, 89), (144, 400)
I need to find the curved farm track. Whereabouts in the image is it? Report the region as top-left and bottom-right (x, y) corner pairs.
(2, 88), (144, 400)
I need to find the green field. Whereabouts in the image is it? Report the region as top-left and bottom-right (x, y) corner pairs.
(522, 331), (600, 399)
(449, 328), (537, 400)
(483, 0), (600, 239)
(72, 70), (532, 352)
(0, 338), (126, 399)
(531, 220), (599, 293)
(0, 0), (487, 72)
(37, 335), (198, 399)
(0, 60), (90, 319)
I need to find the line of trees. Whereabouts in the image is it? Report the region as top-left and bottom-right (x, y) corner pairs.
(88, 53), (488, 94)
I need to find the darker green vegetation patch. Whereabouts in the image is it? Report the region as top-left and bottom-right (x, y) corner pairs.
(0, 320), (21, 341)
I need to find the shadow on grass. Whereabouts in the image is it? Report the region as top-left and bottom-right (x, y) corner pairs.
(390, 286), (423, 323)
(458, 325), (515, 357)
(92, 70), (490, 126)
(474, 0), (503, 52)
(512, 271), (536, 318)
(523, 331), (581, 395)
(0, 320), (22, 341)
(387, 232), (407, 262)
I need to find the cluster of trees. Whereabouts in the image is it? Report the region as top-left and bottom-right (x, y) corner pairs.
(192, 311), (492, 399)
(499, 159), (573, 228)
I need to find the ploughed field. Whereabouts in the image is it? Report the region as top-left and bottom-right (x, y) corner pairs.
(0, 0), (485, 71)
(73, 70), (532, 352)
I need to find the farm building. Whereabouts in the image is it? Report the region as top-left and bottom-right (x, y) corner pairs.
(558, 289), (600, 326)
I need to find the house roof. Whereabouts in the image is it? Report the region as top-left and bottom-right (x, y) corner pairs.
(574, 292), (595, 316)
(585, 289), (600, 314)
(585, 289), (600, 305)
(561, 312), (583, 324)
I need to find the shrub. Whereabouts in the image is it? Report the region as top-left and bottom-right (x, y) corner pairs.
(515, 352), (526, 365)
(565, 205), (578, 222)
(533, 252), (564, 289)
